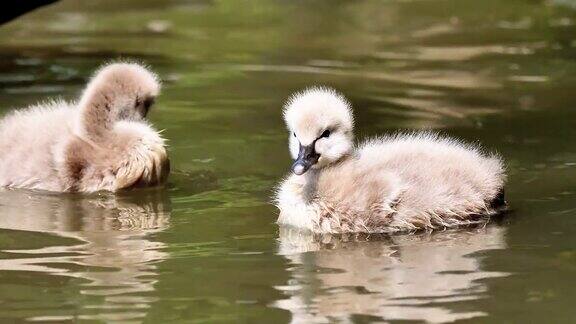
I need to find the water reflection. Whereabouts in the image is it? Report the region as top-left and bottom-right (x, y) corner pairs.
(0, 189), (170, 322)
(276, 226), (508, 323)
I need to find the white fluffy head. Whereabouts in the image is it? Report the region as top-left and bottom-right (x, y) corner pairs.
(80, 62), (161, 122)
(283, 87), (354, 172)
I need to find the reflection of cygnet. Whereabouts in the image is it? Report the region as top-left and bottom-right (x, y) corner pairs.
(276, 87), (506, 234)
(0, 188), (171, 233)
(0, 62), (169, 193)
(0, 189), (171, 322)
(276, 226), (508, 323)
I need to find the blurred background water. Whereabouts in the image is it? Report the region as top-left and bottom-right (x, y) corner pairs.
(0, 0), (575, 322)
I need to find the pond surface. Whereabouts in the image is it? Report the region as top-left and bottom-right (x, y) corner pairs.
(0, 0), (575, 322)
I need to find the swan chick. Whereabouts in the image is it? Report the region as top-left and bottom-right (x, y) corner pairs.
(0, 62), (169, 192)
(275, 87), (506, 234)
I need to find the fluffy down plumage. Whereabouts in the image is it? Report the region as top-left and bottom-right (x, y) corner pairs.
(0, 62), (169, 192)
(275, 87), (506, 234)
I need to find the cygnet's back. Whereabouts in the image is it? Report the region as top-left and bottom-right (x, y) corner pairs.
(316, 133), (505, 232)
(0, 101), (76, 190)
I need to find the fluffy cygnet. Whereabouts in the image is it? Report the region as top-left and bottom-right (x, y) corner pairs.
(275, 87), (506, 234)
(0, 62), (169, 192)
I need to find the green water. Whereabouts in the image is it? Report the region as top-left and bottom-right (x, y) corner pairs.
(0, 0), (575, 322)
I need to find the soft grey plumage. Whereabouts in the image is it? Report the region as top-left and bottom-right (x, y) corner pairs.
(275, 87), (506, 234)
(0, 62), (169, 192)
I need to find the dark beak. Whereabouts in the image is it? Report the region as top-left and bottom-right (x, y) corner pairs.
(291, 144), (320, 175)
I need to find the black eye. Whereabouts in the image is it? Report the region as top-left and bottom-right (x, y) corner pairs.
(293, 132), (296, 137)
(321, 129), (331, 138)
(143, 97), (154, 111)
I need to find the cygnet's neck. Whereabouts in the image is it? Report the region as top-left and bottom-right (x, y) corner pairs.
(322, 150), (355, 171)
(299, 151), (354, 196)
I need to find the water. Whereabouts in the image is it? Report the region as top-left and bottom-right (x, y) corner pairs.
(0, 0), (575, 322)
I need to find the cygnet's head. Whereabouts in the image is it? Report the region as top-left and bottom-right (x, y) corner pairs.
(283, 87), (354, 175)
(81, 62), (161, 122)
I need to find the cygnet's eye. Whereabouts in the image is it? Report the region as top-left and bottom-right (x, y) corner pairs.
(320, 129), (331, 138)
(143, 97), (154, 111)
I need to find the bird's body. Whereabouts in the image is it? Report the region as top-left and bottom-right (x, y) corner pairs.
(277, 132), (505, 233)
(0, 62), (169, 192)
(275, 88), (506, 234)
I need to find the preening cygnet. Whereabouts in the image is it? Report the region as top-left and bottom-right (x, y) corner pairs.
(0, 62), (169, 192)
(275, 87), (506, 234)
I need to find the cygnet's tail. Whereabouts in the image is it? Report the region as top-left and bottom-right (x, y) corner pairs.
(77, 62), (161, 141)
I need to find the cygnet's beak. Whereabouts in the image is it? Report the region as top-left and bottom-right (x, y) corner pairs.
(291, 144), (320, 175)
